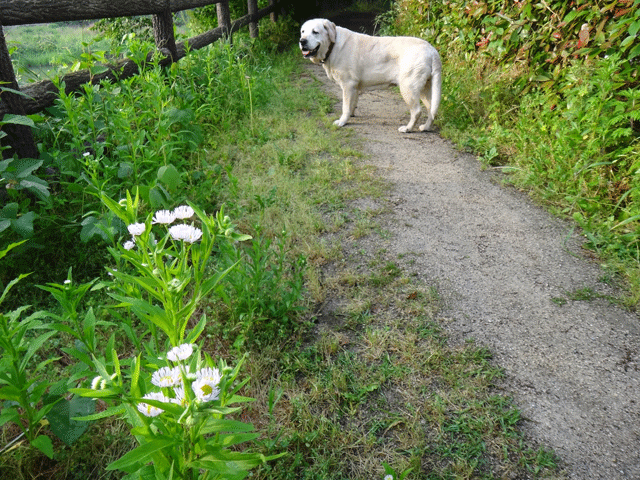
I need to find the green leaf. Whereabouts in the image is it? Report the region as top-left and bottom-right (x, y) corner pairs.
(1, 114), (36, 127)
(12, 211), (37, 238)
(184, 315), (206, 344)
(621, 35), (636, 48)
(0, 218), (11, 233)
(70, 387), (121, 398)
(99, 193), (131, 224)
(13, 159), (43, 178)
(0, 406), (19, 427)
(47, 396), (95, 445)
(0, 239), (27, 260)
(20, 329), (56, 371)
(20, 178), (50, 200)
(80, 215), (112, 243)
(189, 449), (268, 474)
(1, 203), (19, 219)
(82, 308), (97, 351)
(107, 438), (175, 472)
(563, 10), (578, 23)
(0, 87), (34, 99)
(130, 353), (142, 398)
(612, 214), (640, 230)
(157, 164), (180, 191)
(199, 418), (255, 435)
(109, 295), (174, 341)
(148, 185), (168, 209)
(62, 346), (93, 366)
(0, 385), (22, 402)
(71, 404), (125, 421)
(118, 162), (134, 179)
(217, 432), (260, 448)
(31, 434), (54, 459)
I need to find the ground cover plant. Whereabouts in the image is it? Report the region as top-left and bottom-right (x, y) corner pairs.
(1, 9), (561, 480)
(378, 0), (640, 306)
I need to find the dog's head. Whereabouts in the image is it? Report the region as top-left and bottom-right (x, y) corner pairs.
(299, 19), (336, 64)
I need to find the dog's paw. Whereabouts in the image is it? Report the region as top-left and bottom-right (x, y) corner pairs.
(334, 119), (347, 127)
(398, 125), (412, 133)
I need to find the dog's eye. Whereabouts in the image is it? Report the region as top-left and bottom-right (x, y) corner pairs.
(312, 30), (318, 34)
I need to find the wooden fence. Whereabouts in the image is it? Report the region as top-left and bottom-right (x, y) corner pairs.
(0, 0), (287, 158)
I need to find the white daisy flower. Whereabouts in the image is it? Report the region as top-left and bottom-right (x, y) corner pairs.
(183, 227), (203, 244)
(151, 366), (181, 388)
(152, 209), (176, 225)
(173, 205), (195, 219)
(123, 239), (135, 250)
(127, 223), (146, 236)
(167, 343), (195, 362)
(384, 475), (394, 480)
(171, 386), (187, 407)
(137, 392), (169, 417)
(169, 224), (203, 244)
(192, 377), (221, 403)
(195, 367), (222, 385)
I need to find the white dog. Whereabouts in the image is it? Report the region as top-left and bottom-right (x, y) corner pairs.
(299, 18), (442, 133)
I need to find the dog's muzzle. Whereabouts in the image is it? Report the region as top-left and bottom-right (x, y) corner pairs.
(299, 38), (319, 58)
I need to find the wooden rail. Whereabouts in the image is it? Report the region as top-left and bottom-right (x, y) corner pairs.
(0, 0), (284, 158)
(0, 0), (226, 26)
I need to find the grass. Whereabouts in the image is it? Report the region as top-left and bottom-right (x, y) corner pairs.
(247, 257), (560, 479)
(4, 22), (111, 82)
(0, 14), (561, 479)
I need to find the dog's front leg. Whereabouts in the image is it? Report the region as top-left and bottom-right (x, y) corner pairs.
(335, 83), (358, 127)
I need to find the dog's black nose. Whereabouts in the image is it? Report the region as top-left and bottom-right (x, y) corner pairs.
(299, 38), (307, 46)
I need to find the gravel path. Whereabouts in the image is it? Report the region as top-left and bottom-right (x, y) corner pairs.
(304, 30), (640, 477)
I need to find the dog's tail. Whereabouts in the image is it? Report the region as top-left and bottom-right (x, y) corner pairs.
(430, 61), (442, 123)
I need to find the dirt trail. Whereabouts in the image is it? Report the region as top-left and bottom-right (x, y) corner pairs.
(304, 14), (640, 478)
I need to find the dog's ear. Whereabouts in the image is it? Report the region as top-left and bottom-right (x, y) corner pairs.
(324, 20), (337, 43)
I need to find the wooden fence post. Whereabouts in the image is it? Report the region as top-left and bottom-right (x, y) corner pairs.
(216, 1), (231, 40)
(269, 0), (277, 22)
(248, 0), (258, 38)
(152, 2), (178, 62)
(0, 21), (38, 159)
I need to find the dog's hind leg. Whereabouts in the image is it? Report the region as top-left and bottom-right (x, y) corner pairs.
(419, 67), (441, 132)
(398, 83), (422, 133)
(418, 81), (434, 132)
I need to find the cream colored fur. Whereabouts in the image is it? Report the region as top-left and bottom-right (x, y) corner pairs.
(299, 18), (442, 132)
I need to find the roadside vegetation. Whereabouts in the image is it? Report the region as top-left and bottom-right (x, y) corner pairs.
(0, 2), (604, 479)
(378, 0), (640, 307)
